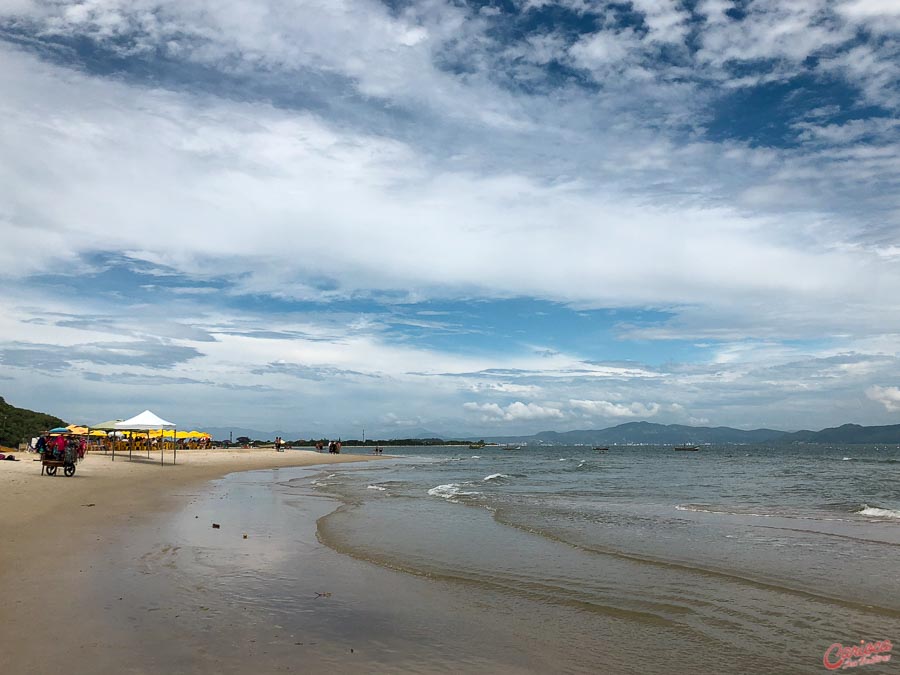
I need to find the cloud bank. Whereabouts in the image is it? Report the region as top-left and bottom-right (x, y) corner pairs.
(1, 1), (899, 435)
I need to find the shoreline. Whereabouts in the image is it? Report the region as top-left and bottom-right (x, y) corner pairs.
(0, 449), (380, 673)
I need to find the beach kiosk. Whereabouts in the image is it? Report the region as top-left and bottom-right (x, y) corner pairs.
(114, 411), (178, 466)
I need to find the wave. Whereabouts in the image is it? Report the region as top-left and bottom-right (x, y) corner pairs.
(427, 483), (480, 501)
(483, 473), (510, 482)
(676, 504), (775, 518)
(471, 455), (481, 459)
(858, 504), (900, 519)
(678, 502), (900, 522)
(842, 457), (852, 461)
(367, 485), (387, 491)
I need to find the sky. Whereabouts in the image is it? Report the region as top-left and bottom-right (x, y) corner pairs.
(1, 0), (900, 438)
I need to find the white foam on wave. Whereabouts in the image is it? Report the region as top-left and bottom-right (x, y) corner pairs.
(675, 504), (774, 518)
(483, 473), (510, 482)
(842, 457), (852, 461)
(367, 485), (387, 491)
(427, 483), (480, 500)
(559, 458), (568, 462)
(471, 455), (481, 459)
(858, 504), (900, 519)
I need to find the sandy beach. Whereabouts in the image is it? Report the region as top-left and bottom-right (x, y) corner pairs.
(4, 445), (897, 675)
(0, 449), (379, 674)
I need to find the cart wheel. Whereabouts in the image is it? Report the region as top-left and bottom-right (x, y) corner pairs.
(46, 465), (58, 476)
(64, 465), (75, 477)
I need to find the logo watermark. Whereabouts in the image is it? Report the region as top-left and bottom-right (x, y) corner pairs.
(823, 639), (892, 670)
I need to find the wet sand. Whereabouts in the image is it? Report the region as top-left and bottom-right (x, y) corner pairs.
(0, 453), (571, 674)
(0, 449), (378, 674)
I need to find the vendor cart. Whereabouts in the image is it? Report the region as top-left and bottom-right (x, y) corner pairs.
(41, 445), (79, 477)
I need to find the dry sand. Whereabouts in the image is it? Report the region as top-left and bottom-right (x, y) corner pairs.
(0, 448), (379, 673)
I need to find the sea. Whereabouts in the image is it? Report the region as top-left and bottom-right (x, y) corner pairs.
(90, 444), (900, 674)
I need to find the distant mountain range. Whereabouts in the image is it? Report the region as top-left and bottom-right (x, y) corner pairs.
(2, 395), (898, 446)
(196, 420), (900, 446)
(781, 423), (900, 445)
(481, 421), (785, 445)
(480, 421), (900, 445)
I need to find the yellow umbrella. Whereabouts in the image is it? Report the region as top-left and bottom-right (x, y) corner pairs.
(89, 430), (107, 437)
(68, 425), (89, 435)
(176, 430), (191, 439)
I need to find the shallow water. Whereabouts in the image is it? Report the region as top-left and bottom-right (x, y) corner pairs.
(85, 445), (900, 673)
(314, 444), (900, 672)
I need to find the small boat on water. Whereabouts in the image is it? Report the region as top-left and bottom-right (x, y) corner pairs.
(674, 445), (699, 452)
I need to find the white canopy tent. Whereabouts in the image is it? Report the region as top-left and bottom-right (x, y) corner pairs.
(114, 410), (178, 465)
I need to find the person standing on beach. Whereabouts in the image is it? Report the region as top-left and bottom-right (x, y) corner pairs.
(53, 434), (66, 459)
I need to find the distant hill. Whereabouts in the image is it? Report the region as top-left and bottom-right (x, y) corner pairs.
(0, 396), (67, 447)
(481, 421), (788, 446)
(200, 420), (900, 445)
(8, 409), (891, 447)
(781, 423), (900, 444)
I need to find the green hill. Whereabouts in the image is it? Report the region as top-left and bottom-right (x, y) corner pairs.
(0, 396), (67, 448)
(781, 423), (900, 444)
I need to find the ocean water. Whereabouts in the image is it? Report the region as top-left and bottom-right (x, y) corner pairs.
(92, 444), (900, 674)
(311, 444), (900, 672)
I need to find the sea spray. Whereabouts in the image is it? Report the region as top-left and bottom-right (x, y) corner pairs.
(483, 473), (511, 482)
(858, 504), (900, 519)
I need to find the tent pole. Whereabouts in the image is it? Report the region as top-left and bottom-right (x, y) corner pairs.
(174, 428), (177, 465)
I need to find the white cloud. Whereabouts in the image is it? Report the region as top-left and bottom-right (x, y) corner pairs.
(4, 40), (897, 323)
(630, 0), (691, 45)
(569, 28), (640, 69)
(463, 401), (564, 422)
(469, 382), (542, 396)
(837, 0), (900, 32)
(866, 385), (900, 412)
(698, 1), (849, 68)
(569, 399), (661, 418)
(2, 1), (900, 434)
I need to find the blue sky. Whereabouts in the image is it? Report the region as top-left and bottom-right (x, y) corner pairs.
(1, 0), (900, 437)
